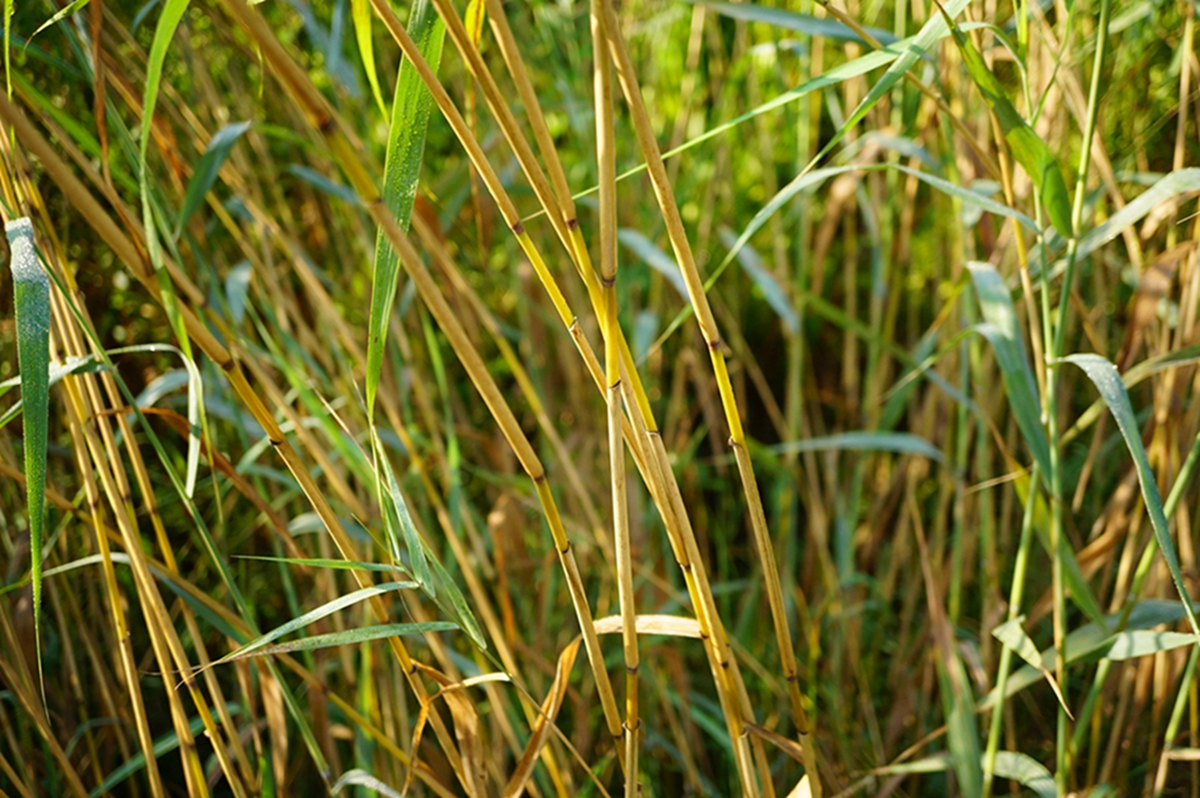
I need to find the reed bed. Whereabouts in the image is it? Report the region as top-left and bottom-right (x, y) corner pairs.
(2, 0), (1200, 795)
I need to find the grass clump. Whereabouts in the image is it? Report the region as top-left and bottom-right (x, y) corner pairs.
(2, 0), (1200, 795)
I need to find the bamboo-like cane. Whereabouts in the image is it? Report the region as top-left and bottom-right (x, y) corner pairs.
(593, 1), (822, 792)
(216, 0), (633, 768)
(376, 2), (769, 791)
(592, 7), (640, 796)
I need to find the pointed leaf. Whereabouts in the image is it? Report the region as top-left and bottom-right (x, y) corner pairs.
(618, 228), (690, 299)
(992, 616), (1043, 671)
(6, 218), (50, 695)
(968, 262), (1051, 479)
(771, 431), (944, 463)
(990, 752), (1056, 798)
(365, 0), (445, 415)
(215, 581), (417, 664)
(1105, 630), (1198, 660)
(426, 549), (486, 650)
(175, 121), (251, 236)
(29, 0), (92, 42)
(1064, 353), (1200, 637)
(225, 622), (458, 660)
(333, 769), (403, 798)
(942, 10), (1072, 236)
(718, 228), (799, 333)
(806, 0), (974, 174)
(695, 0), (898, 45)
(372, 428), (430, 589)
(350, 0), (387, 116)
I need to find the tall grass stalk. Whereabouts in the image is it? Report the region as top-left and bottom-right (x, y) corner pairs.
(6, 0), (1200, 794)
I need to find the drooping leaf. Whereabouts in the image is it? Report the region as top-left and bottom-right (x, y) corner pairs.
(28, 0), (92, 42)
(365, 0), (445, 416)
(717, 228), (799, 333)
(285, 164), (360, 206)
(233, 555), (404, 573)
(941, 9), (1072, 236)
(332, 769), (404, 798)
(1077, 168), (1200, 260)
(175, 121), (251, 237)
(1064, 353), (1200, 637)
(771, 431), (945, 463)
(350, 0), (387, 116)
(215, 581), (417, 664)
(6, 218), (50, 696)
(992, 615), (1071, 714)
(992, 616), (1043, 670)
(694, 0), (899, 45)
(0, 354), (106, 430)
(967, 262), (1051, 480)
(669, 163), (1035, 351)
(617, 228), (690, 300)
(804, 0), (974, 177)
(990, 752), (1055, 798)
(224, 622), (458, 660)
(980, 599), (1200, 708)
(1105, 631), (1198, 660)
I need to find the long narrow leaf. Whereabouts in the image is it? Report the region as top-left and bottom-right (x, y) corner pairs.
(695, 0), (898, 45)
(365, 0), (444, 416)
(175, 121), (251, 237)
(805, 0), (973, 174)
(6, 218), (49, 695)
(717, 228), (799, 333)
(968, 262), (1051, 480)
(224, 622), (458, 660)
(215, 581), (417, 664)
(351, 0), (387, 115)
(1064, 353), (1200, 637)
(941, 9), (1072, 236)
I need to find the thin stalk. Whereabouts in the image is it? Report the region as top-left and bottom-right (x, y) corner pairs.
(593, 9), (639, 793)
(982, 465), (1040, 798)
(364, 3), (761, 787)
(593, 3), (818, 787)
(1041, 0), (1111, 786)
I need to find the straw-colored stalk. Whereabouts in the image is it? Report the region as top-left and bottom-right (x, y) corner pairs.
(592, 0), (821, 790)
(218, 0), (632, 769)
(592, 8), (640, 796)
(389, 0), (772, 789)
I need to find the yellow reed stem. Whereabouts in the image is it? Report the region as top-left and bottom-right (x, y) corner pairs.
(594, 2), (820, 791)
(220, 0), (632, 763)
(593, 6), (640, 794)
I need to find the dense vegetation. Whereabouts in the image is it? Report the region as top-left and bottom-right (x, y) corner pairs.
(2, 0), (1199, 794)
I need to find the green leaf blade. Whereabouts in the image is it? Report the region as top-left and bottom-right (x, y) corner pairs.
(175, 121), (252, 237)
(945, 16), (1072, 236)
(216, 581), (417, 664)
(365, 0), (445, 417)
(967, 262), (1051, 479)
(6, 218), (50, 697)
(226, 622), (458, 660)
(1064, 353), (1200, 637)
